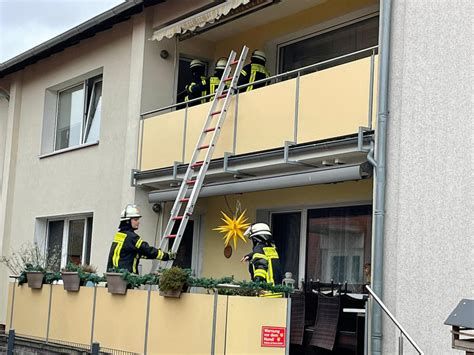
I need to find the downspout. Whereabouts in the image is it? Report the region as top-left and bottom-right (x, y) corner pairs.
(371, 0), (392, 354)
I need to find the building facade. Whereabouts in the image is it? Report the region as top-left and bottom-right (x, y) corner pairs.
(0, 0), (471, 354)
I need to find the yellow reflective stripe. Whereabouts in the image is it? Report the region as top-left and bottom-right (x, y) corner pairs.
(135, 238), (143, 249)
(267, 259), (274, 284)
(114, 232), (126, 243)
(263, 247), (278, 258)
(252, 253), (268, 261)
(157, 249), (164, 260)
(241, 69), (247, 76)
(112, 242), (123, 268)
(132, 256), (138, 274)
(254, 269), (267, 279)
(259, 292), (283, 298)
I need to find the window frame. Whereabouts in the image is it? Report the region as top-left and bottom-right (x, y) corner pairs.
(52, 75), (103, 152)
(46, 214), (93, 269)
(263, 200), (371, 288)
(272, 8), (379, 75)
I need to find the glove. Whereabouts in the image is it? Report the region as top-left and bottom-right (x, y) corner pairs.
(168, 252), (177, 260)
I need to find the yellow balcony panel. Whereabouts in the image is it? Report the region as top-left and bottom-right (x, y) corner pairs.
(49, 285), (94, 345)
(141, 55), (378, 171)
(93, 287), (147, 353)
(7, 283), (49, 339)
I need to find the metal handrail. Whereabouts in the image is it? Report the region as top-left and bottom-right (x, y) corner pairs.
(365, 285), (424, 354)
(140, 45), (379, 118)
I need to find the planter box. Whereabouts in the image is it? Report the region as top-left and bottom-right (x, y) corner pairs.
(159, 289), (182, 298)
(105, 273), (128, 295)
(61, 271), (81, 291)
(26, 272), (44, 289)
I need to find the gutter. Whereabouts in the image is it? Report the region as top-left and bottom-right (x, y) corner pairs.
(371, 0), (392, 353)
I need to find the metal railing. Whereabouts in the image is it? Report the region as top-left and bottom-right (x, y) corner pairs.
(136, 46), (378, 171)
(366, 285), (424, 355)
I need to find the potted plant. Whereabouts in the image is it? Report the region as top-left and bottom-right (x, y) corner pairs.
(0, 242), (61, 289)
(61, 263), (97, 291)
(105, 269), (129, 295)
(159, 267), (189, 298)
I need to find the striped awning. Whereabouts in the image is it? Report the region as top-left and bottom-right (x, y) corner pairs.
(151, 0), (250, 41)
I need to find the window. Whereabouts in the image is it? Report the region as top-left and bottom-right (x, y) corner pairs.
(177, 57), (208, 103)
(46, 216), (93, 270)
(169, 220), (195, 269)
(271, 212), (301, 281)
(278, 16), (379, 74)
(54, 75), (102, 150)
(306, 205), (372, 284)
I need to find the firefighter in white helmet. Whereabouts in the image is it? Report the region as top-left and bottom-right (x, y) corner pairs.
(238, 49), (270, 92)
(209, 57), (228, 99)
(241, 223), (283, 297)
(107, 204), (174, 274)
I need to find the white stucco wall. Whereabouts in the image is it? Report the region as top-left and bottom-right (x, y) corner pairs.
(383, 1), (473, 353)
(0, 17), (147, 323)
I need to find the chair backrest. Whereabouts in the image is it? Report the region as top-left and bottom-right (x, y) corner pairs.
(289, 292), (305, 345)
(309, 293), (341, 350)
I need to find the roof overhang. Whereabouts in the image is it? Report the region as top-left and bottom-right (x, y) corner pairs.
(0, 0), (165, 78)
(134, 132), (374, 201)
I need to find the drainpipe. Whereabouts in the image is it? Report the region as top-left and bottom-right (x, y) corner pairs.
(371, 0), (392, 354)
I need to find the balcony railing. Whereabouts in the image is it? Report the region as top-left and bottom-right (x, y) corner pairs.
(6, 282), (290, 354)
(138, 46), (378, 171)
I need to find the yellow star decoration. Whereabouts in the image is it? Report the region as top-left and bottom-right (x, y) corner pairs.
(213, 210), (251, 249)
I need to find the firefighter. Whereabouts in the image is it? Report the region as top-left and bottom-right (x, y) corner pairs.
(184, 59), (208, 106)
(107, 204), (174, 274)
(209, 57), (228, 98)
(238, 49), (270, 92)
(241, 223), (283, 297)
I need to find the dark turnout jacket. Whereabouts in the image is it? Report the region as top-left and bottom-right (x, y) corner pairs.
(107, 224), (169, 274)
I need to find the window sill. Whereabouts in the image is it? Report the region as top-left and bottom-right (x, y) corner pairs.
(39, 141), (99, 159)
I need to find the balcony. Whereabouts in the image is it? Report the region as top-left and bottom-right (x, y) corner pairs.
(6, 283), (289, 354)
(139, 48), (378, 173)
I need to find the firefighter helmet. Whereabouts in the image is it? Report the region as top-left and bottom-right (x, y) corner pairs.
(251, 49), (266, 63)
(120, 204), (142, 221)
(190, 59), (205, 69)
(244, 223), (272, 242)
(215, 57), (227, 70)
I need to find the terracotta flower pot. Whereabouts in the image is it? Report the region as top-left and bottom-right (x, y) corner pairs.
(159, 288), (183, 298)
(26, 271), (44, 289)
(61, 271), (81, 291)
(106, 273), (128, 295)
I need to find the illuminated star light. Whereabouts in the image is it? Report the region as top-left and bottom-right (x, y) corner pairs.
(213, 210), (251, 249)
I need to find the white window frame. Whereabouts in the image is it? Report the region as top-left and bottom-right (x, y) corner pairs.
(263, 200), (371, 288)
(53, 75), (103, 152)
(264, 5), (379, 75)
(46, 215), (92, 268)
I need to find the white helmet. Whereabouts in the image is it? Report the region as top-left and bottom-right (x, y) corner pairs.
(244, 223), (272, 242)
(120, 204), (142, 221)
(251, 49), (266, 63)
(215, 57), (227, 70)
(190, 59), (205, 69)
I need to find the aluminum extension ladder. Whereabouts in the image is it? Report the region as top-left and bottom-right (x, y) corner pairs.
(158, 46), (249, 266)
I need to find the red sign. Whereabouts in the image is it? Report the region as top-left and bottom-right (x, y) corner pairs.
(261, 326), (286, 347)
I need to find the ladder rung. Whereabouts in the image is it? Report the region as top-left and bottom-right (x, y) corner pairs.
(172, 216), (184, 220)
(223, 77), (233, 82)
(231, 60), (239, 65)
(204, 127), (216, 133)
(166, 234), (177, 239)
(198, 144), (210, 150)
(217, 94), (227, 99)
(191, 161), (204, 169)
(186, 179), (196, 185)
(211, 111), (221, 116)
(179, 198), (190, 203)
